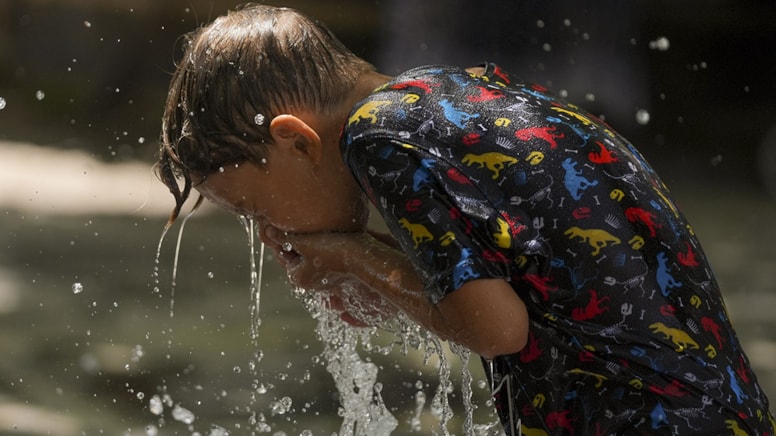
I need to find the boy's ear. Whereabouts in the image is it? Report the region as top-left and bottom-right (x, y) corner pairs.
(268, 114), (323, 164)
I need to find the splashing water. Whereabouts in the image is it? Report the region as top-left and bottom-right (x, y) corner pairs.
(296, 288), (399, 435)
(149, 208), (501, 434)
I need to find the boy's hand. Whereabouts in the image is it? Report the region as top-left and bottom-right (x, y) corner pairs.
(263, 226), (398, 325)
(263, 226), (529, 358)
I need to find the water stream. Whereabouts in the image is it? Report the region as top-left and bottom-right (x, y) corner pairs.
(145, 213), (501, 435)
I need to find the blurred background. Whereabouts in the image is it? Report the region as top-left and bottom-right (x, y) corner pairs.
(1, 0), (775, 434)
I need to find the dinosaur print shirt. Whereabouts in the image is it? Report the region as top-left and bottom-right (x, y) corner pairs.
(341, 64), (774, 435)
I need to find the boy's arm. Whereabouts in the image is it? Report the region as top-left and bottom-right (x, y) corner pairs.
(267, 227), (528, 359)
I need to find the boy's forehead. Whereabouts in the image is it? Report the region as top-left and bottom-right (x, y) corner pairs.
(195, 164), (257, 212)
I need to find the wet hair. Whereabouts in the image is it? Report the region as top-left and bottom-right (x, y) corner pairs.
(156, 4), (375, 224)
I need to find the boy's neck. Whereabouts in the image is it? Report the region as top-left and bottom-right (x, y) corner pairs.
(311, 70), (392, 147)
(344, 70), (392, 114)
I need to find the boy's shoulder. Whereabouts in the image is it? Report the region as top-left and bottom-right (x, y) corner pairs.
(343, 63), (528, 137)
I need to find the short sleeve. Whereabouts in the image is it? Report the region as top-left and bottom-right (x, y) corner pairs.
(345, 138), (525, 303)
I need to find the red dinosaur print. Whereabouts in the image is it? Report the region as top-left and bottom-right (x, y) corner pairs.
(500, 211), (528, 236)
(572, 289), (610, 321)
(462, 132), (481, 145)
(588, 141), (618, 164)
(572, 207), (592, 219)
(493, 64), (511, 84)
(446, 167), (472, 185)
(648, 379), (687, 397)
(624, 207), (661, 237)
(701, 316), (725, 349)
(467, 86), (505, 102)
(520, 331), (542, 363)
(515, 126), (565, 149)
(483, 249), (510, 263)
(391, 79), (439, 94)
(523, 274), (558, 301)
(677, 241), (700, 267)
(660, 304), (676, 316)
(545, 410), (575, 433)
(450, 207), (473, 234)
(405, 198), (422, 212)
(579, 347), (596, 362)
(737, 355), (751, 383)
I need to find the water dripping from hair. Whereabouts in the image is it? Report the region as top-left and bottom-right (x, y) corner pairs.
(237, 214), (264, 341)
(154, 195), (204, 319)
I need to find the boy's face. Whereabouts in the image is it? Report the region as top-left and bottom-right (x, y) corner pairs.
(195, 158), (367, 244)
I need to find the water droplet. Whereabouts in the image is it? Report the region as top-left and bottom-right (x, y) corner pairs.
(282, 242), (293, 252)
(207, 271), (214, 279)
(149, 394), (164, 415)
(254, 113), (265, 125)
(131, 344), (144, 362)
(83, 21), (92, 28)
(171, 404), (195, 424)
(72, 282), (83, 294)
(0, 97), (6, 110)
(209, 425), (229, 436)
(35, 90), (45, 101)
(233, 365), (241, 373)
(649, 36), (670, 51)
(635, 109), (651, 125)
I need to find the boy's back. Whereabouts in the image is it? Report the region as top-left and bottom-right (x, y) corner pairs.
(343, 63), (774, 433)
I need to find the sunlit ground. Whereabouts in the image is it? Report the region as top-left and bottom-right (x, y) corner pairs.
(1, 140), (774, 434)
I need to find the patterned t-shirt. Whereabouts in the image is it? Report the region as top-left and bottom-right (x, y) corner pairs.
(341, 63), (774, 434)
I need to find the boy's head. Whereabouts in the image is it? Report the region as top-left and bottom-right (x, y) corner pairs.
(156, 4), (374, 223)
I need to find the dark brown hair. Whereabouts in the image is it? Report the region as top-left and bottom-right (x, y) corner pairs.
(156, 4), (374, 224)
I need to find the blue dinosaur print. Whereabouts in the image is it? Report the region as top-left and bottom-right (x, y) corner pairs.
(726, 365), (748, 404)
(650, 402), (669, 430)
(561, 157), (598, 200)
(546, 115), (592, 146)
(412, 158), (436, 191)
(452, 247), (480, 289)
(656, 252), (682, 296)
(439, 99), (480, 128)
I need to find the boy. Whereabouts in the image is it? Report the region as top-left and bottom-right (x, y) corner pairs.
(156, 5), (774, 434)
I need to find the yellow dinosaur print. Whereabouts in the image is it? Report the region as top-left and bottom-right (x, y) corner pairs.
(462, 152), (518, 179)
(564, 226), (621, 256)
(348, 100), (391, 126)
(649, 322), (700, 352)
(493, 217), (511, 248)
(652, 184), (681, 219)
(521, 426), (549, 436)
(724, 419), (749, 436)
(551, 106), (594, 126)
(398, 218), (433, 248)
(569, 368), (608, 388)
